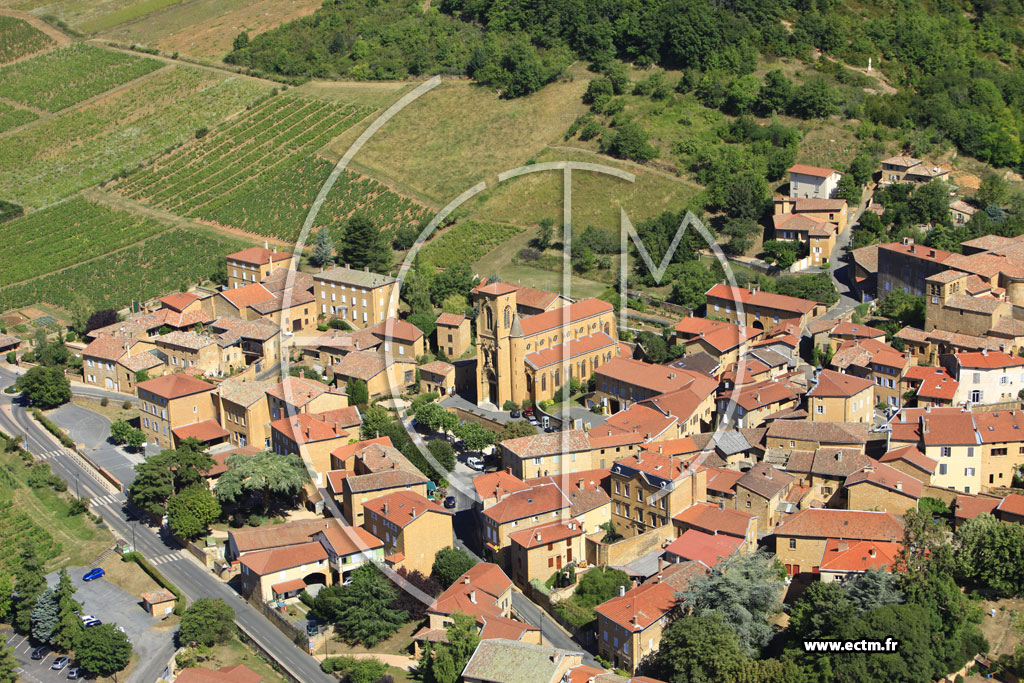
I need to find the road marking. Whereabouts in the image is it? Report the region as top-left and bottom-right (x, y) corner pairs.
(149, 552), (183, 565)
(89, 493), (125, 508)
(36, 450), (62, 461)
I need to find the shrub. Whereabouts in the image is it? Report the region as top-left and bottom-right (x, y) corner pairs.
(5, 351), (15, 364)
(100, 397), (109, 407)
(122, 400), (132, 410)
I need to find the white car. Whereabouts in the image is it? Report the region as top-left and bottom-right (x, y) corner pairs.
(466, 457), (485, 471)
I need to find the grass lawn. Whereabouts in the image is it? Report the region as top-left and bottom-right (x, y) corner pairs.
(95, 652), (139, 683)
(329, 620), (420, 657)
(71, 396), (138, 424)
(489, 262), (608, 300)
(203, 637), (292, 683)
(0, 449), (113, 569)
(98, 555), (161, 597)
(328, 68), (592, 205)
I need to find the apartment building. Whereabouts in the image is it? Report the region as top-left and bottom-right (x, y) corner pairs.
(807, 369), (874, 423)
(137, 373), (219, 450)
(225, 246), (295, 289)
(313, 265), (400, 329)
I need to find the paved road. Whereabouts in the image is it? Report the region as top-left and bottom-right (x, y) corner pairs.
(0, 367), (334, 683)
(48, 403), (144, 486)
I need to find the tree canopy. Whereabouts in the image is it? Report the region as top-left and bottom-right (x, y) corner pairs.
(16, 366), (71, 408)
(179, 598), (236, 647)
(214, 450), (307, 513)
(431, 547), (477, 588)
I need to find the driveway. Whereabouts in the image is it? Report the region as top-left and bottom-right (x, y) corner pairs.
(47, 404), (144, 487)
(5, 569), (175, 683)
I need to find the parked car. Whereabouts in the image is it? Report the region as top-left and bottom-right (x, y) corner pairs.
(82, 568), (104, 581)
(544, 425), (556, 433)
(466, 456), (484, 471)
(67, 667), (81, 679)
(78, 615), (96, 623)
(528, 418), (540, 426)
(83, 619), (101, 627)
(443, 496), (456, 509)
(31, 645), (49, 660)
(523, 407), (535, 418)
(51, 656), (70, 671)
(306, 621), (319, 637)
(116, 625), (126, 634)
(510, 409), (521, 418)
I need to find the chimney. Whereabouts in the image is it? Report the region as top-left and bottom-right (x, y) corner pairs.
(619, 585), (626, 597)
(383, 500), (389, 514)
(869, 547), (877, 558)
(576, 479), (584, 491)
(411, 506), (416, 517)
(982, 348), (989, 356)
(895, 481), (902, 490)
(470, 590), (476, 604)
(464, 576), (471, 585)
(536, 532), (542, 542)
(264, 240), (268, 249)
(364, 266), (369, 272)
(299, 369), (305, 379)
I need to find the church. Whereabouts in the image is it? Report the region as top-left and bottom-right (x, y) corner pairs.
(472, 281), (620, 408)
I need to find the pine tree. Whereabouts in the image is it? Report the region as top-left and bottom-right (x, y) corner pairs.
(340, 213), (391, 272)
(31, 589), (59, 644)
(54, 569), (83, 651)
(0, 645), (17, 683)
(13, 546), (46, 634)
(312, 226), (335, 268)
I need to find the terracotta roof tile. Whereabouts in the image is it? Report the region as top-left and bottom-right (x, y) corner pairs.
(766, 419), (868, 445)
(774, 508), (904, 541)
(315, 524), (384, 557)
(954, 494), (1001, 520)
(219, 283), (276, 310)
(673, 501), (754, 538)
(435, 312), (466, 327)
(228, 247), (292, 265)
(482, 483), (569, 524)
(997, 493), (1024, 517)
(270, 413), (349, 443)
(955, 350), (1024, 369)
(705, 284), (816, 316)
(809, 369), (873, 398)
(819, 539), (901, 574)
(239, 541), (327, 575)
(475, 471), (530, 501)
(229, 518), (334, 554)
(879, 445), (936, 474)
(736, 463), (793, 499)
(172, 419), (229, 443)
(664, 529), (742, 568)
(364, 490), (450, 528)
(525, 332), (617, 370)
(845, 463), (924, 499)
(508, 518), (584, 549)
(595, 582), (676, 631)
(159, 292), (200, 312)
(789, 163), (838, 177)
(519, 298), (613, 337)
(138, 373), (214, 399)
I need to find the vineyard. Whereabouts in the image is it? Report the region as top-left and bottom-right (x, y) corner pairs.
(0, 43), (163, 112)
(0, 197), (169, 287)
(0, 100), (36, 133)
(419, 220), (523, 270)
(0, 497), (61, 573)
(0, 15), (54, 65)
(114, 94), (431, 241)
(0, 227), (250, 312)
(0, 66), (271, 207)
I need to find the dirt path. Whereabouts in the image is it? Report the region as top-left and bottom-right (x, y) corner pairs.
(86, 187), (296, 249)
(0, 8), (73, 48)
(546, 144), (705, 188)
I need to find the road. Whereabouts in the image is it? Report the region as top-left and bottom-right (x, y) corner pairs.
(0, 366), (334, 683)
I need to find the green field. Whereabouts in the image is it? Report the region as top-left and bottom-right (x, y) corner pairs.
(0, 14), (53, 64)
(114, 94), (431, 241)
(0, 197), (169, 287)
(0, 224), (250, 311)
(0, 65), (272, 207)
(0, 99), (36, 133)
(419, 220), (523, 270)
(0, 43), (163, 112)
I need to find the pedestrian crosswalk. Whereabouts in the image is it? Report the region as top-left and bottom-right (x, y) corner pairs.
(36, 449), (63, 461)
(89, 493), (124, 508)
(150, 552), (183, 566)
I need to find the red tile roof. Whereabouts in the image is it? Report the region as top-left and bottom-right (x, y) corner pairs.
(639, 437), (700, 458)
(430, 563), (513, 623)
(238, 541), (327, 575)
(703, 467), (745, 495)
(474, 281), (519, 296)
(819, 539), (901, 574)
(809, 369), (873, 398)
(878, 240), (953, 263)
(664, 529), (742, 568)
(474, 470), (530, 501)
(879, 445), (936, 474)
(954, 494), (1000, 520)
(175, 664), (262, 683)
(270, 413), (349, 443)
(673, 501), (754, 537)
(82, 334), (132, 361)
(595, 581), (676, 631)
(902, 366), (958, 401)
(370, 317), (423, 344)
(207, 445), (260, 477)
(845, 463), (924, 499)
(705, 284), (816, 315)
(331, 436), (392, 465)
(674, 316), (761, 353)
(364, 490), (450, 528)
(955, 350), (1024, 369)
(721, 378), (799, 411)
(525, 332), (617, 369)
(920, 411), (979, 447)
(774, 508), (904, 541)
(314, 524), (384, 557)
(138, 373), (214, 399)
(508, 519), (583, 549)
(435, 312), (466, 327)
(219, 283), (276, 310)
(597, 357), (710, 394)
(600, 403), (677, 440)
(736, 462), (794, 499)
(483, 484), (568, 524)
(519, 298), (613, 337)
(172, 419), (230, 443)
(159, 291), (200, 312)
(997, 493), (1024, 517)
(228, 246), (292, 265)
(789, 163), (837, 177)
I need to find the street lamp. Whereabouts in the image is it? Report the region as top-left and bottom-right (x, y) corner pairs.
(75, 472), (80, 499)
(131, 522), (136, 553)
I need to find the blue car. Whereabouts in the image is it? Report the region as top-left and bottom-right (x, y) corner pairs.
(83, 568), (104, 582)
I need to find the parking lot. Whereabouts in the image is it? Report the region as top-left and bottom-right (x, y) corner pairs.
(4, 568), (174, 683)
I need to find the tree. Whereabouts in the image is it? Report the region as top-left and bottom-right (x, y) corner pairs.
(232, 31), (249, 51)
(340, 213), (391, 273)
(978, 173), (1008, 209)
(408, 312), (436, 338)
(570, 567), (629, 608)
(53, 569), (83, 652)
(670, 261), (719, 310)
(14, 545), (46, 633)
(574, 246), (596, 273)
(431, 547), (477, 588)
(31, 589), (58, 645)
(312, 226), (335, 267)
(637, 331), (669, 364)
(498, 420), (537, 441)
(128, 455), (175, 518)
(534, 218), (554, 250)
(0, 645), (18, 683)
(418, 612), (480, 683)
(453, 422), (494, 452)
(762, 240), (803, 269)
(0, 572), (11, 623)
(679, 551), (784, 655)
(426, 439), (455, 471)
(76, 623), (132, 679)
(333, 565), (407, 646)
(346, 377), (370, 406)
(179, 598), (235, 647)
(214, 450), (307, 512)
(167, 485), (221, 540)
(757, 69), (792, 115)
(652, 613), (745, 683)
(846, 569), (905, 612)
(603, 122), (656, 162)
(16, 365), (71, 408)
(110, 420), (145, 449)
(954, 513), (1024, 596)
(431, 262), (475, 306)
(789, 78), (838, 118)
(720, 217), (759, 254)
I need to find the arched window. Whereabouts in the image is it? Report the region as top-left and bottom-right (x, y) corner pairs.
(504, 306), (512, 329)
(541, 374), (547, 391)
(485, 306), (494, 331)
(604, 322), (610, 336)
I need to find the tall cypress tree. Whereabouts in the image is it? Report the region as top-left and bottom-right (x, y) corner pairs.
(13, 546), (46, 634)
(339, 213), (391, 273)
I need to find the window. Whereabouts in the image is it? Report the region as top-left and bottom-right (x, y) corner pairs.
(967, 447), (974, 457)
(965, 467), (976, 476)
(788, 538), (796, 549)
(938, 463), (947, 475)
(940, 446), (951, 457)
(636, 489), (642, 502)
(973, 373), (981, 384)
(815, 404), (824, 414)
(969, 390), (982, 403)
(992, 447), (1007, 456)
(745, 500), (751, 508)
(1001, 376), (1009, 385)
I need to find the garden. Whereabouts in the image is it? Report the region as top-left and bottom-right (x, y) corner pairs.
(0, 15), (54, 65)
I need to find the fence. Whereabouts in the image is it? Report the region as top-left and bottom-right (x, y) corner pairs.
(585, 525), (674, 568)
(248, 595), (306, 647)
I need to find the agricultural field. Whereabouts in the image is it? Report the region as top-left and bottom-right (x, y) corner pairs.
(0, 197), (169, 287)
(0, 43), (163, 112)
(0, 226), (250, 312)
(0, 14), (53, 63)
(419, 220), (523, 270)
(115, 94), (431, 241)
(0, 65), (272, 207)
(0, 496), (60, 572)
(0, 99), (36, 133)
